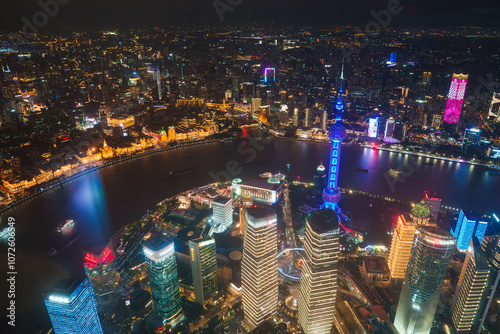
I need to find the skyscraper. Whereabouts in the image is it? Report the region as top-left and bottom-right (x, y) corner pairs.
(83, 242), (121, 299)
(388, 203), (433, 280)
(298, 209), (340, 334)
(384, 117), (395, 139)
(451, 238), (494, 333)
(313, 163), (327, 196)
(443, 73), (468, 124)
(423, 190), (441, 221)
(143, 235), (182, 323)
(394, 226), (455, 334)
(44, 276), (103, 334)
(212, 196), (233, 232)
(451, 210), (488, 251)
(242, 206), (278, 328)
(239, 196), (254, 236)
(189, 237), (218, 306)
(488, 92), (500, 121)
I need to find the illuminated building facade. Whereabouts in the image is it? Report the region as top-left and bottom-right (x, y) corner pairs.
(313, 163), (327, 196)
(83, 242), (120, 298)
(423, 191), (441, 221)
(242, 206), (278, 328)
(107, 115), (135, 128)
(189, 237), (218, 306)
(143, 235), (182, 323)
(488, 93), (500, 121)
(388, 203), (433, 280)
(394, 226), (455, 334)
(233, 178), (282, 205)
(462, 128), (481, 149)
(212, 196), (233, 232)
(44, 276), (103, 334)
(264, 67), (276, 85)
(298, 209), (340, 334)
(451, 238), (494, 333)
(385, 117), (395, 138)
(443, 74), (468, 124)
(239, 196), (254, 235)
(451, 210), (488, 251)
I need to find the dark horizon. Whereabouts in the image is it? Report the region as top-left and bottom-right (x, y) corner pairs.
(1, 0), (500, 34)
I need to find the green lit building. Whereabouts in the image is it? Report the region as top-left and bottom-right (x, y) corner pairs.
(143, 234), (183, 323)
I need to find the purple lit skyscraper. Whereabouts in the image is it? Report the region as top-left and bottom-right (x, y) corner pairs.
(443, 74), (468, 124)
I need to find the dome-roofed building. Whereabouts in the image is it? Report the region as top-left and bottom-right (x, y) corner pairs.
(410, 201), (431, 225)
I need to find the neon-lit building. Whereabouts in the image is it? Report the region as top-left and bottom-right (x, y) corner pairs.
(451, 210), (488, 251)
(443, 74), (468, 124)
(384, 117), (395, 139)
(44, 276), (103, 334)
(143, 235), (182, 323)
(423, 191), (441, 221)
(189, 237), (218, 306)
(264, 67), (276, 85)
(298, 209), (340, 334)
(368, 117), (379, 138)
(451, 238), (498, 334)
(394, 226), (455, 334)
(83, 242), (120, 299)
(462, 128), (481, 148)
(488, 93), (500, 121)
(233, 178), (282, 205)
(241, 206), (278, 328)
(388, 203), (433, 280)
(322, 63), (347, 210)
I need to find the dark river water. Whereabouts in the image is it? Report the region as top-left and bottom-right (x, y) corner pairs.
(1, 129), (499, 332)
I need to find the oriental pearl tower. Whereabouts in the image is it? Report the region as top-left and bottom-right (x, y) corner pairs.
(322, 62), (347, 211)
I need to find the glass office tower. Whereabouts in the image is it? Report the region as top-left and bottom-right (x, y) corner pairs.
(143, 234), (182, 323)
(451, 210), (488, 251)
(43, 276), (103, 334)
(189, 237), (218, 306)
(394, 226), (455, 334)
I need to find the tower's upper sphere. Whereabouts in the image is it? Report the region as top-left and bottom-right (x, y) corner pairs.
(328, 123), (347, 141)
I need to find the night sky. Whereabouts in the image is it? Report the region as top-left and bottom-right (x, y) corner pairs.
(0, 0), (499, 32)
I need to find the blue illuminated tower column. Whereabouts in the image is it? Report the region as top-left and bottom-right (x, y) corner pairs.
(323, 63), (347, 210)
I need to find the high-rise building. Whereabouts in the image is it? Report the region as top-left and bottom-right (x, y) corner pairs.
(239, 196), (254, 236)
(422, 71), (432, 84)
(189, 237), (218, 306)
(44, 276), (103, 334)
(488, 92), (500, 122)
(313, 163), (327, 196)
(293, 108), (299, 127)
(388, 203), (433, 280)
(385, 117), (395, 138)
(451, 238), (495, 333)
(431, 114), (442, 129)
(242, 206), (278, 328)
(143, 235), (182, 323)
(298, 209), (340, 334)
(83, 242), (120, 299)
(212, 196), (233, 233)
(304, 108), (310, 127)
(462, 128), (481, 149)
(423, 190), (441, 221)
(264, 67), (276, 85)
(321, 109), (327, 130)
(168, 126), (176, 141)
(394, 226), (455, 334)
(451, 210), (488, 251)
(443, 73), (468, 124)
(251, 98), (262, 114)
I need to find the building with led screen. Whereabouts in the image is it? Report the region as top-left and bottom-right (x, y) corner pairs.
(43, 276), (103, 334)
(443, 73), (468, 124)
(83, 241), (120, 299)
(394, 226), (455, 334)
(241, 206), (278, 328)
(143, 234), (182, 323)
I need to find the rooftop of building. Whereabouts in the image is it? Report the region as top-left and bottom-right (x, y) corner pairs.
(213, 195), (232, 205)
(307, 208), (339, 234)
(246, 206), (276, 220)
(44, 275), (85, 299)
(363, 257), (390, 274)
(411, 202), (431, 219)
(240, 178), (282, 191)
(143, 234), (173, 252)
(424, 190), (441, 201)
